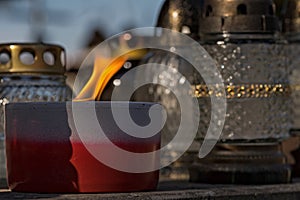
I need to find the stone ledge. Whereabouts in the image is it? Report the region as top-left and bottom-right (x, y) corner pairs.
(1, 180), (300, 200)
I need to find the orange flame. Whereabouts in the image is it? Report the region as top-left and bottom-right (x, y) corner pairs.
(74, 33), (147, 101)
(74, 56), (127, 101)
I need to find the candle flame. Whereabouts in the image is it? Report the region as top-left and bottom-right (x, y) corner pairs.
(74, 32), (147, 101)
(74, 56), (127, 101)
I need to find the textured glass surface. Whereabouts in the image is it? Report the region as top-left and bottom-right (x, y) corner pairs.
(135, 51), (198, 149)
(0, 75), (72, 133)
(134, 42), (291, 181)
(0, 75), (72, 185)
(135, 50), (199, 180)
(287, 44), (300, 130)
(199, 43), (292, 140)
(138, 43), (292, 143)
(197, 97), (291, 140)
(203, 43), (289, 84)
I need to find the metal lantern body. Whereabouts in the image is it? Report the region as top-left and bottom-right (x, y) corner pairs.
(190, 0), (292, 184)
(0, 43), (72, 188)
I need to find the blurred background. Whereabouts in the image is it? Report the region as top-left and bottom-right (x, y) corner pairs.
(0, 0), (164, 70)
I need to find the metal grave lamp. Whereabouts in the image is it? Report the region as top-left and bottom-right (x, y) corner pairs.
(189, 0), (292, 184)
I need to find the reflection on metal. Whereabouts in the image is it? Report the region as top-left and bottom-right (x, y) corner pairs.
(157, 0), (202, 38)
(283, 0), (300, 39)
(0, 43), (65, 74)
(199, 0), (279, 35)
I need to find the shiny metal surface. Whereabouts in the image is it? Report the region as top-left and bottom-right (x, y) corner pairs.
(157, 0), (202, 38)
(0, 43), (65, 75)
(199, 0), (279, 35)
(283, 0), (300, 39)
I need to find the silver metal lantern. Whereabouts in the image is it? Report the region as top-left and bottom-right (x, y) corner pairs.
(189, 0), (292, 184)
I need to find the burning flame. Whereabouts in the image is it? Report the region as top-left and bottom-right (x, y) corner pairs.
(74, 33), (147, 101)
(74, 56), (127, 101)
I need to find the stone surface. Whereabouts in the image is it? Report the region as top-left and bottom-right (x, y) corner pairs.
(1, 180), (300, 200)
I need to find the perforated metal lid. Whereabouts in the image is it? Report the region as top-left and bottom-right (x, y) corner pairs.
(0, 43), (66, 75)
(199, 0), (279, 34)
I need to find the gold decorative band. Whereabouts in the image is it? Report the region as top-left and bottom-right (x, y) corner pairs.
(193, 84), (291, 98)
